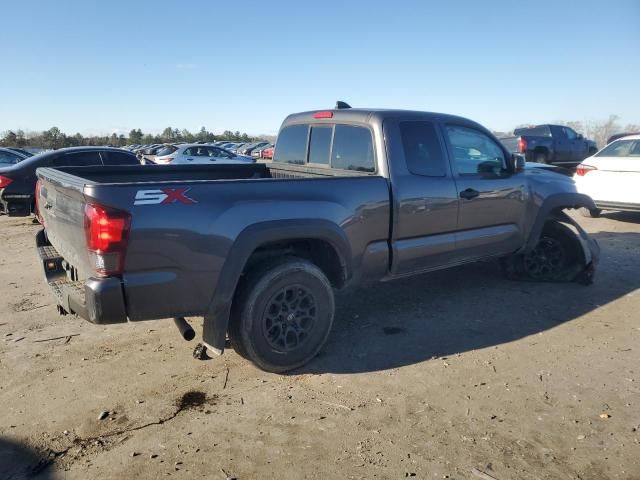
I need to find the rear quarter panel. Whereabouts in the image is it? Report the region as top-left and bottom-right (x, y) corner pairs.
(87, 176), (390, 320)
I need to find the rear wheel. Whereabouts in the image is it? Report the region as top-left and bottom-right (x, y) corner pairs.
(580, 207), (601, 218)
(229, 257), (335, 373)
(534, 152), (549, 164)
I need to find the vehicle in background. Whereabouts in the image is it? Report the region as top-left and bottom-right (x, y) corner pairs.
(1, 147), (139, 216)
(160, 144), (254, 165)
(501, 124), (597, 166)
(574, 134), (640, 217)
(220, 142), (241, 150)
(152, 144), (179, 164)
(239, 142), (270, 156)
(261, 146), (274, 160)
(232, 143), (247, 152)
(138, 144), (164, 164)
(251, 143), (274, 159)
(606, 132), (640, 145)
(6, 148), (34, 158)
(0, 148), (29, 166)
(36, 105), (599, 372)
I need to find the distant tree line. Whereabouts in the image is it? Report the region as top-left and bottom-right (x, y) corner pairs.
(2, 115), (638, 151)
(0, 126), (267, 150)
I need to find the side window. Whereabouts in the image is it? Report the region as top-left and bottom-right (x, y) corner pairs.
(52, 151), (102, 167)
(445, 125), (506, 175)
(399, 121), (446, 176)
(331, 125), (374, 172)
(183, 147), (198, 157)
(308, 126), (332, 165)
(563, 127), (577, 140)
(102, 151), (138, 165)
(211, 147), (233, 158)
(274, 125), (309, 164)
(193, 147), (209, 157)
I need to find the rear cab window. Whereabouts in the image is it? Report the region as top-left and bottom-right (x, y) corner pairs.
(308, 126), (332, 165)
(274, 125), (308, 165)
(274, 123), (375, 173)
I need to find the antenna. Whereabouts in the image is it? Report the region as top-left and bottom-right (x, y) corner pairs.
(335, 101), (351, 110)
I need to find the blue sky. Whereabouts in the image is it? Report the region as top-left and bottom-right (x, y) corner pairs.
(0, 0), (638, 136)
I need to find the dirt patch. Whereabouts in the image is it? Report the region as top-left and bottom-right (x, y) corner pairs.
(0, 213), (639, 479)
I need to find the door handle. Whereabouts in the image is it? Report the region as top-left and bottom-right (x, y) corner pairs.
(460, 188), (480, 200)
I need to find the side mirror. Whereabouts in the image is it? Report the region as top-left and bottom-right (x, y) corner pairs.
(512, 153), (526, 172)
(577, 134), (584, 140)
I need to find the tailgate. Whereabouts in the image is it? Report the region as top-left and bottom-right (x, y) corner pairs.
(37, 168), (93, 279)
(500, 136), (518, 152)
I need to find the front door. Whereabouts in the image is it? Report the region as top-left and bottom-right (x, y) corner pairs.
(442, 124), (528, 261)
(386, 119), (460, 275)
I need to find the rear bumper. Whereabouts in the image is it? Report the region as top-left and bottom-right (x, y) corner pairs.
(36, 229), (127, 324)
(594, 201), (640, 212)
(0, 191), (32, 216)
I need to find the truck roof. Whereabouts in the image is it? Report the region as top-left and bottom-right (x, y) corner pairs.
(282, 108), (488, 131)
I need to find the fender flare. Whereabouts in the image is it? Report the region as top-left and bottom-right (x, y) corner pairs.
(525, 192), (597, 252)
(201, 219), (352, 353)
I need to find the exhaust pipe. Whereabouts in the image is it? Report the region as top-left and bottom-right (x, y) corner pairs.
(173, 317), (195, 341)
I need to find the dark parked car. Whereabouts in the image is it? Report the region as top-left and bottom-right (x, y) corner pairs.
(0, 146), (139, 216)
(501, 124), (597, 166)
(36, 106), (599, 372)
(6, 147), (34, 158)
(0, 147), (29, 166)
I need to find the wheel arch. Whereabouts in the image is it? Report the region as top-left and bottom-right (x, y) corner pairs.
(202, 219), (352, 353)
(525, 193), (597, 252)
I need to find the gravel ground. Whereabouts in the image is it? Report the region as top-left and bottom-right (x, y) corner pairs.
(0, 211), (639, 480)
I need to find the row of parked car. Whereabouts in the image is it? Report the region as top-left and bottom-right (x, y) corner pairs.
(1, 119), (638, 220)
(125, 141), (274, 165)
(0, 139), (276, 216)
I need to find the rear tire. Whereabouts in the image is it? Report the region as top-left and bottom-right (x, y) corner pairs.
(580, 207), (601, 218)
(534, 152), (549, 164)
(229, 257), (335, 373)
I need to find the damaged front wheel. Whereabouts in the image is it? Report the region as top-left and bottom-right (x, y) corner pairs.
(502, 220), (589, 284)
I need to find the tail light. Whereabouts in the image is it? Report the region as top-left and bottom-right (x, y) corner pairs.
(517, 137), (528, 153)
(0, 175), (13, 188)
(84, 203), (131, 277)
(35, 180), (43, 224)
(576, 164), (597, 176)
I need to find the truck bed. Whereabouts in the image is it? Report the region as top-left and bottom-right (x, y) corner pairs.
(36, 162), (391, 323)
(39, 162), (372, 186)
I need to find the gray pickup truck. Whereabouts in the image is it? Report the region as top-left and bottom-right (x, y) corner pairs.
(35, 105), (600, 372)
